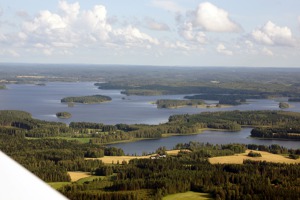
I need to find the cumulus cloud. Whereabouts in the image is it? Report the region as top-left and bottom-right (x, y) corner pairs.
(113, 25), (159, 47)
(216, 43), (233, 55)
(17, 1), (160, 55)
(179, 22), (206, 44)
(252, 21), (295, 46)
(192, 2), (241, 32)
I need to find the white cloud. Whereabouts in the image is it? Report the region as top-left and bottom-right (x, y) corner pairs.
(0, 33), (7, 42)
(58, 0), (80, 21)
(151, 0), (183, 13)
(252, 21), (295, 46)
(262, 47), (273, 56)
(216, 43), (233, 55)
(17, 1), (160, 55)
(192, 2), (241, 32)
(0, 49), (19, 57)
(245, 40), (253, 48)
(113, 25), (159, 47)
(23, 10), (67, 33)
(179, 22), (206, 44)
(144, 18), (170, 31)
(175, 41), (191, 50)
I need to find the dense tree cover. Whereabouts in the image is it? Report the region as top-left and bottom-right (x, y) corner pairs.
(247, 151), (262, 157)
(251, 126), (300, 140)
(0, 131), (123, 182)
(289, 97), (300, 102)
(169, 110), (300, 127)
(61, 95), (112, 104)
(0, 85), (5, 89)
(56, 112), (72, 119)
(156, 99), (205, 108)
(59, 143), (300, 200)
(4, 110), (300, 144)
(184, 94), (263, 105)
(1, 110), (300, 199)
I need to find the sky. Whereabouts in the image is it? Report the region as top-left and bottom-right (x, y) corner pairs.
(0, 0), (300, 67)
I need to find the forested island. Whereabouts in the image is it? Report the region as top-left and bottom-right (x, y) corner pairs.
(61, 95), (112, 104)
(0, 85), (6, 89)
(279, 102), (290, 109)
(156, 99), (205, 108)
(56, 112), (72, 119)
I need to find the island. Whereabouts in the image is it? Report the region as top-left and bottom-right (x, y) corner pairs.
(56, 112), (72, 119)
(279, 102), (290, 109)
(0, 85), (6, 89)
(156, 99), (205, 108)
(61, 95), (112, 104)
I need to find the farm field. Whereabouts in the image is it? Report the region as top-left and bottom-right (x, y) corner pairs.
(163, 191), (212, 200)
(209, 150), (300, 164)
(86, 150), (189, 164)
(67, 171), (92, 182)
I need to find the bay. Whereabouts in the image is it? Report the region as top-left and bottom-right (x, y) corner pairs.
(108, 128), (300, 155)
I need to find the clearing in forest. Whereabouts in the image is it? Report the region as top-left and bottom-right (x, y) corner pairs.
(209, 150), (300, 164)
(163, 191), (212, 200)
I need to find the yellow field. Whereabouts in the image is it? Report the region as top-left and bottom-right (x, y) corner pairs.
(209, 150), (300, 164)
(68, 171), (92, 182)
(86, 150), (189, 164)
(163, 191), (212, 200)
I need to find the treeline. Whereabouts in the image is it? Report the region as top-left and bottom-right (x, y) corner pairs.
(184, 94), (262, 105)
(156, 99), (205, 108)
(251, 127), (300, 140)
(288, 97), (300, 102)
(61, 95), (112, 104)
(4, 110), (300, 143)
(59, 143), (300, 200)
(0, 110), (70, 137)
(0, 131), (124, 182)
(169, 110), (300, 127)
(97, 82), (279, 97)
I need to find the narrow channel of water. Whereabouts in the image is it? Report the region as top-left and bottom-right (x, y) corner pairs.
(108, 128), (300, 155)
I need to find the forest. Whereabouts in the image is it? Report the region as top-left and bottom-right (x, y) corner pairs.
(2, 110), (300, 143)
(156, 99), (205, 108)
(61, 95), (112, 104)
(56, 112), (72, 119)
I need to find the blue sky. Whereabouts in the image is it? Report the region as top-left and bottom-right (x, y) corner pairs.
(0, 0), (299, 67)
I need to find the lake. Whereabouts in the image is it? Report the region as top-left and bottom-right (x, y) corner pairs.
(0, 82), (299, 152)
(1, 82), (300, 125)
(108, 128), (300, 155)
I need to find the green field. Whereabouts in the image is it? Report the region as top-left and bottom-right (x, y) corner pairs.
(48, 182), (70, 189)
(75, 175), (102, 184)
(163, 191), (212, 200)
